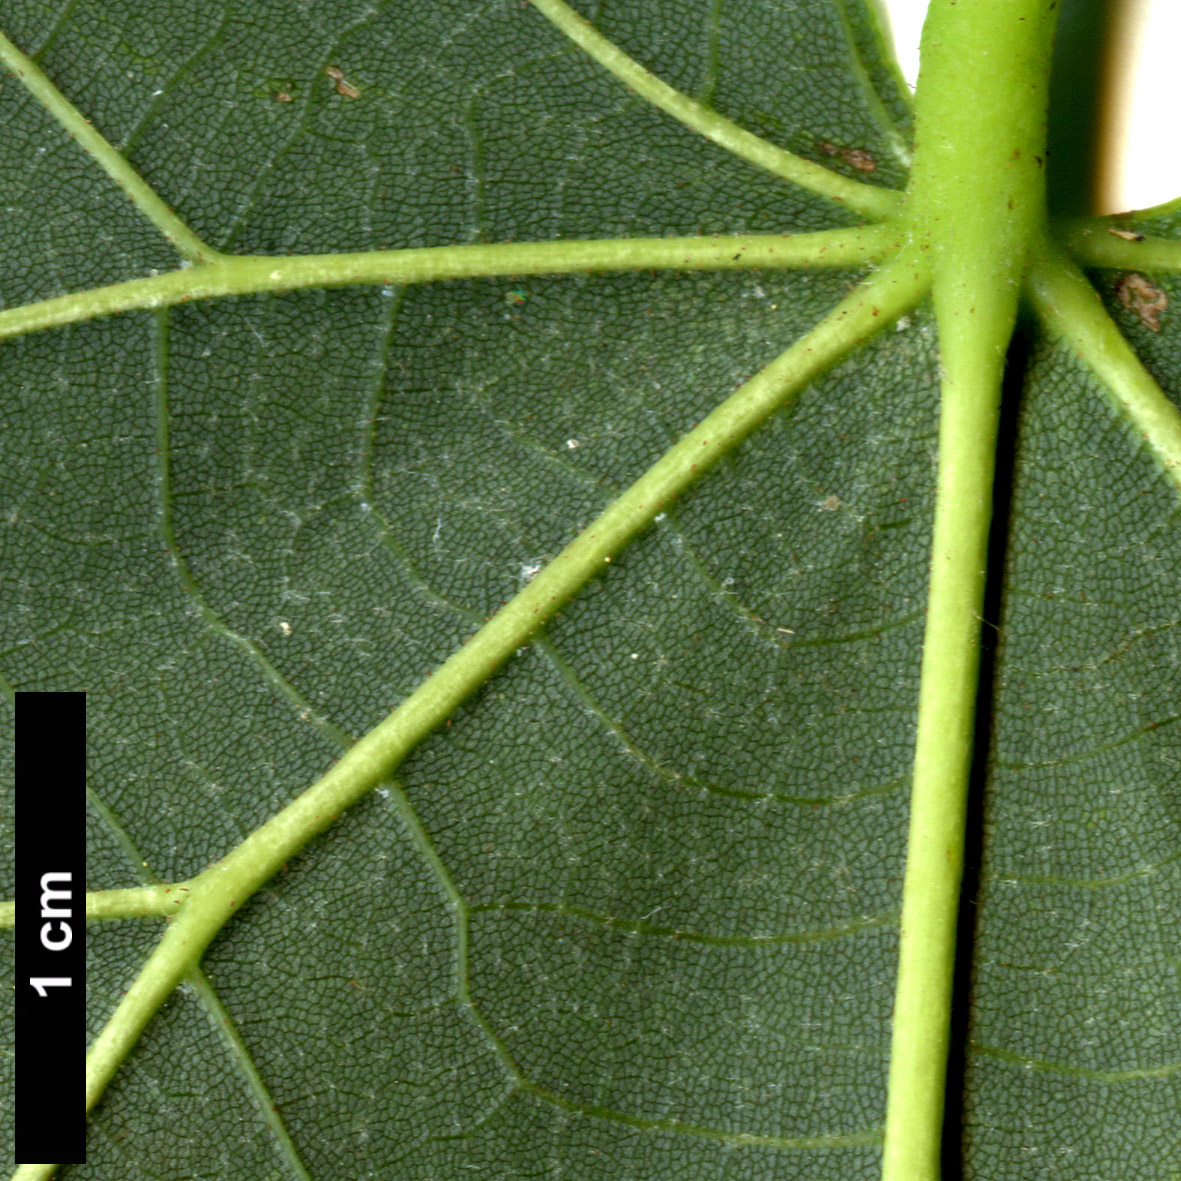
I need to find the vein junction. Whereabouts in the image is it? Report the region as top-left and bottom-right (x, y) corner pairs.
(1, 6), (1179, 1179)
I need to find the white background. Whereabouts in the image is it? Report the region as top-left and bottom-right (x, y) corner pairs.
(879, 0), (1181, 213)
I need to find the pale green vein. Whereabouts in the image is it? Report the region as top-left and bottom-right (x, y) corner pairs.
(0, 27), (220, 263)
(1027, 243), (1181, 494)
(6, 881), (192, 935)
(81, 252), (926, 1131)
(460, 374), (924, 659)
(84, 883), (193, 921)
(10, 1162), (55, 1179)
(467, 388), (926, 652)
(186, 965), (314, 1181)
(534, 631), (904, 807)
(469, 364), (927, 643)
(882, 6), (1058, 1176)
(1058, 220), (1181, 271)
(528, 0), (901, 219)
(461, 380), (821, 648)
(58, 819), (197, 927)
(831, 0), (913, 166)
(987, 845), (1181, 889)
(423, 392), (914, 802)
(463, 371), (850, 651)
(151, 309), (351, 750)
(0, 225), (899, 343)
(516, 1081), (883, 1150)
(470, 898), (899, 946)
(994, 714), (1179, 771)
(971, 1042), (1181, 1083)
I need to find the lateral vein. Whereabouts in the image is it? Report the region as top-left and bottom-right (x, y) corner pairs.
(79, 250), (926, 1130)
(0, 27), (220, 263)
(1027, 244), (1181, 494)
(527, 0), (901, 220)
(0, 227), (899, 343)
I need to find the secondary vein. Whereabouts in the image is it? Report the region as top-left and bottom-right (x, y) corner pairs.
(80, 249), (926, 1130)
(0, 226), (900, 343)
(1027, 243), (1181, 494)
(0, 26), (220, 263)
(527, 0), (901, 220)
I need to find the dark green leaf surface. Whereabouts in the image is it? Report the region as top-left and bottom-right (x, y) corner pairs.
(0, 1), (1177, 1177)
(963, 305), (1181, 1173)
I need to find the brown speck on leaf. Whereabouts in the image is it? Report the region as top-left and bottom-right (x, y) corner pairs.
(817, 142), (876, 172)
(1108, 227), (1145, 242)
(1115, 273), (1168, 332)
(273, 90), (293, 102)
(821, 494), (841, 511)
(326, 65), (360, 98)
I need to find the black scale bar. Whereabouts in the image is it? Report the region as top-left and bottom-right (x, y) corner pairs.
(15, 692), (86, 1164)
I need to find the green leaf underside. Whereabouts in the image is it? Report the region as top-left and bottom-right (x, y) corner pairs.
(0, 3), (1177, 1180)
